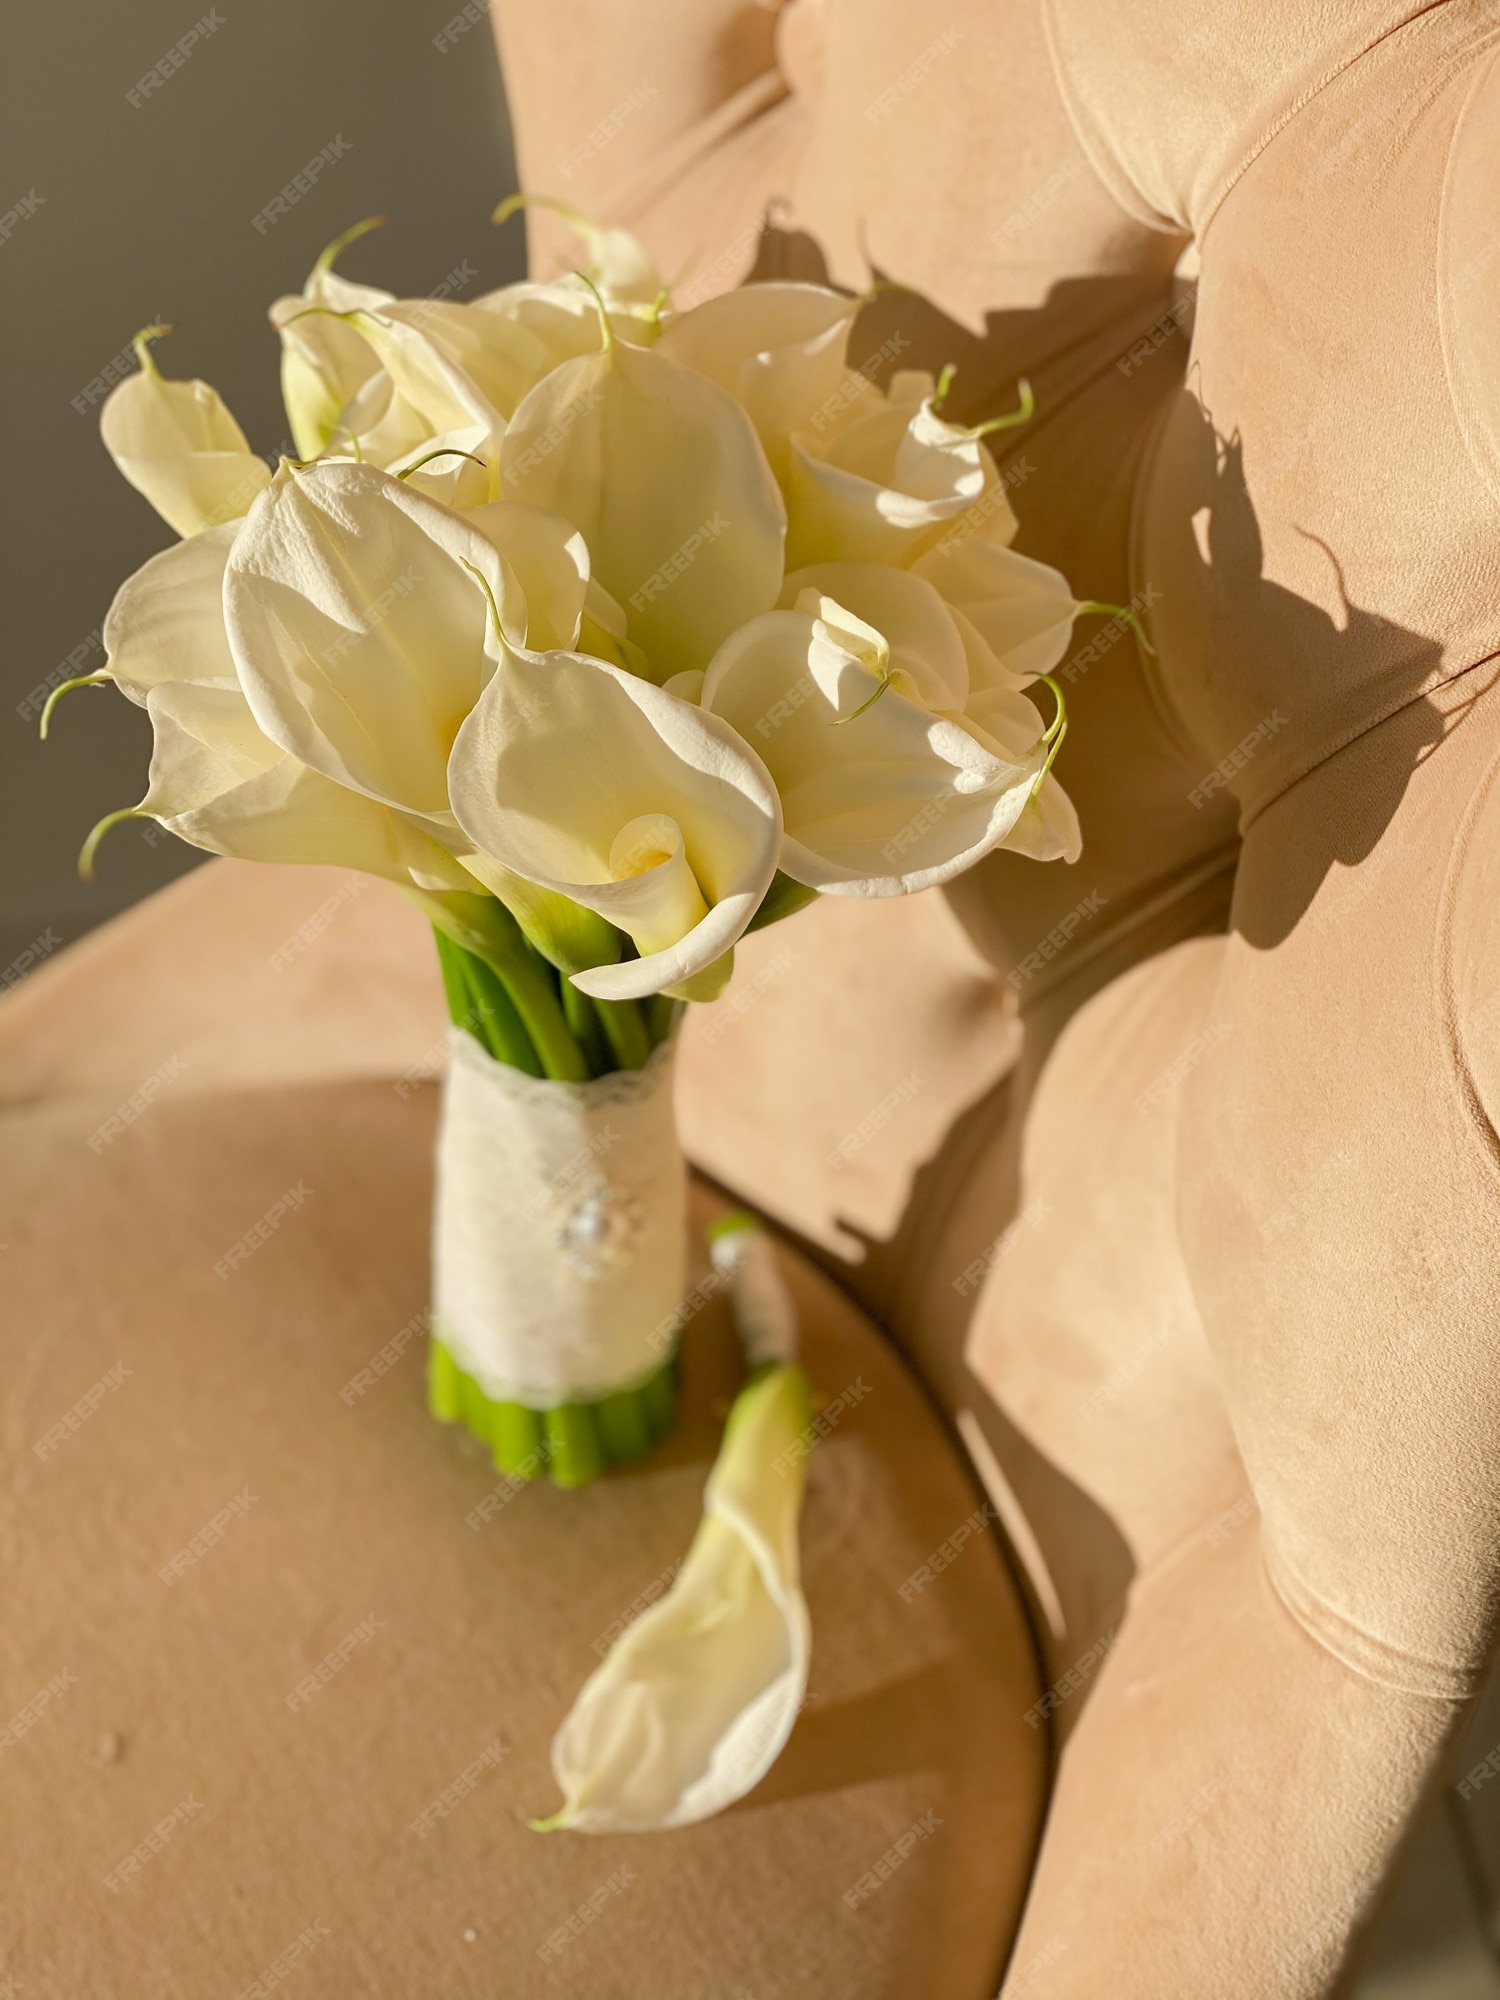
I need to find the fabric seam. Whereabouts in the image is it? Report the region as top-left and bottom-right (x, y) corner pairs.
(1238, 646), (1500, 836)
(1197, 1), (1500, 249)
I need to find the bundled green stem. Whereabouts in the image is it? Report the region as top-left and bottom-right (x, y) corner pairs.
(425, 913), (679, 1487)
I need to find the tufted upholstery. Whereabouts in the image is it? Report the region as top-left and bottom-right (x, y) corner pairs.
(494, 0), (1500, 1991)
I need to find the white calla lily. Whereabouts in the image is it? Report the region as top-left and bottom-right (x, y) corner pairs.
(701, 593), (1078, 892)
(269, 219), (528, 474)
(76, 513), (470, 892)
(350, 276), (663, 472)
(101, 521), (243, 703)
(99, 327), (270, 538)
(785, 370), (1027, 569)
(223, 460), (516, 816)
(541, 1351), (812, 1833)
(783, 555), (1082, 755)
(269, 218), (399, 461)
(491, 193), (665, 310)
(475, 275), (659, 360)
(346, 298), (519, 444)
(448, 645), (782, 1001)
(657, 282), (865, 481)
(779, 560), (971, 711)
(461, 499), (591, 651)
(500, 315), (786, 682)
(132, 680), (469, 886)
(911, 537), (1080, 685)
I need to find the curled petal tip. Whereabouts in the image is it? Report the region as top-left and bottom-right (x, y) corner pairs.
(131, 323), (173, 376)
(313, 214), (388, 275)
(78, 807), (143, 882)
(39, 670), (110, 741)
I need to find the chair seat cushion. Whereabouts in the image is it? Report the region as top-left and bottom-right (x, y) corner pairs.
(0, 864), (1045, 2000)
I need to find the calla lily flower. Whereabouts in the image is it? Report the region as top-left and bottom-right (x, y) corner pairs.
(131, 680), (470, 886)
(269, 218), (402, 462)
(475, 275), (660, 359)
(461, 499), (591, 652)
(386, 425), (499, 510)
(785, 370), (1023, 569)
(448, 644), (782, 1001)
(355, 274), (668, 466)
(491, 192), (666, 310)
(782, 556), (1075, 748)
(99, 521), (244, 704)
(341, 299), (512, 447)
(99, 327), (270, 538)
(271, 217), (513, 473)
(77, 516), (471, 892)
(223, 461), (522, 816)
(499, 316), (786, 682)
(657, 282), (866, 481)
(910, 538), (1081, 686)
(541, 1277), (812, 1833)
(701, 591), (1079, 892)
(222, 458), (636, 971)
(778, 559), (973, 711)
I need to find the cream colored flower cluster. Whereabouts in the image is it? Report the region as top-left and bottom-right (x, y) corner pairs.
(82, 212), (1083, 1001)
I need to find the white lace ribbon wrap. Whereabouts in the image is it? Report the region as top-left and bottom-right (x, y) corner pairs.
(433, 1028), (687, 1407)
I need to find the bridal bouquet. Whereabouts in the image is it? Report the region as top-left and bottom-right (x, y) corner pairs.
(51, 198), (1106, 1829)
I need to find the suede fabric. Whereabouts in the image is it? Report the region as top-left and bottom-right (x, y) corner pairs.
(0, 862), (1045, 2000)
(490, 0), (1500, 1991)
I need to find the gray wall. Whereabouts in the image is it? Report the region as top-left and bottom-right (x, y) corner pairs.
(2, 0), (520, 969)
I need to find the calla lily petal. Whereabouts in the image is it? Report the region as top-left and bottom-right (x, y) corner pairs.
(542, 1355), (813, 1832)
(785, 374), (1019, 568)
(100, 330), (270, 538)
(492, 194), (664, 308)
(500, 337), (786, 682)
(1000, 765), (1084, 865)
(657, 283), (865, 480)
(356, 296), (542, 432)
(138, 679), (470, 887)
(224, 461), (513, 816)
(702, 604), (1074, 892)
(102, 522), (241, 705)
(781, 560), (970, 711)
(911, 538), (1078, 685)
(448, 645), (782, 1000)
(270, 253), (395, 460)
(475, 275), (658, 366)
(462, 499), (590, 651)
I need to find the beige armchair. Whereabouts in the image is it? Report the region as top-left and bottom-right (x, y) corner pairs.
(6, 1), (1500, 1993)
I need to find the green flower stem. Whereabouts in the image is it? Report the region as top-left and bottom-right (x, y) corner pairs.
(462, 947), (545, 1076)
(560, 978), (611, 1073)
(746, 871), (818, 934)
(416, 890), (587, 1082)
(640, 1364), (678, 1439)
(426, 1338), (463, 1422)
(594, 1388), (652, 1464)
(492, 1400), (546, 1479)
(544, 1403), (605, 1489)
(426, 1336), (678, 1488)
(423, 899), (684, 1488)
(477, 925), (589, 1084)
(431, 925), (471, 1024)
(646, 994), (682, 1050)
(592, 995), (651, 1073)
(433, 925), (543, 1075)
